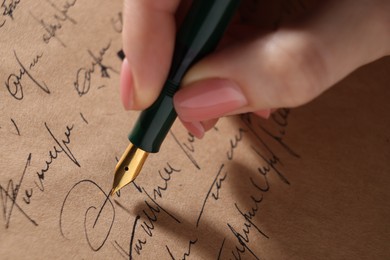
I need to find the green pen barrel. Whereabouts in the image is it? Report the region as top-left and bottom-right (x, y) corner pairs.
(129, 0), (240, 153)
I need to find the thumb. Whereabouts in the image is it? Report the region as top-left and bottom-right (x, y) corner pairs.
(174, 0), (390, 122)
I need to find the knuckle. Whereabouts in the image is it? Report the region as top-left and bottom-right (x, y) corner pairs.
(265, 31), (328, 107)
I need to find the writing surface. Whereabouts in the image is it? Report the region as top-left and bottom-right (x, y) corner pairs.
(1, 0), (389, 259)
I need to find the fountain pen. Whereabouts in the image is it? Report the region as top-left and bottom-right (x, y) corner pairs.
(111, 0), (240, 195)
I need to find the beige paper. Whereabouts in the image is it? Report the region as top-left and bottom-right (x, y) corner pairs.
(1, 0), (389, 259)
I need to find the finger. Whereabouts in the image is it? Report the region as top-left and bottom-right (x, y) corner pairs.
(174, 0), (390, 122)
(179, 118), (218, 139)
(253, 109), (271, 119)
(181, 121), (205, 138)
(122, 0), (181, 110)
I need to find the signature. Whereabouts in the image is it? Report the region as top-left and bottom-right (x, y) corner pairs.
(150, 163), (181, 200)
(228, 176), (271, 260)
(60, 162), (182, 259)
(244, 109), (299, 159)
(196, 164), (227, 227)
(0, 153), (38, 228)
(5, 51), (50, 100)
(60, 179), (115, 251)
(74, 41), (118, 96)
(30, 0), (77, 47)
(126, 187), (181, 258)
(34, 122), (80, 192)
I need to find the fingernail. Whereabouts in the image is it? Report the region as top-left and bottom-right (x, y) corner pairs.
(181, 121), (205, 139)
(120, 58), (134, 110)
(174, 79), (247, 121)
(254, 109), (271, 119)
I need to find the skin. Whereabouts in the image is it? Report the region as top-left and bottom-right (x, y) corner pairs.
(120, 0), (390, 138)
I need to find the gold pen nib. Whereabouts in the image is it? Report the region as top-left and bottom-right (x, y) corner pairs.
(111, 143), (149, 196)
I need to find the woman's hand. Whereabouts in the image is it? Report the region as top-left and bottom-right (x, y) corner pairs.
(120, 0), (390, 137)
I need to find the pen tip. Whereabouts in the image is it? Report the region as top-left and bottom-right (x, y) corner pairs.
(111, 143), (149, 195)
(110, 188), (117, 197)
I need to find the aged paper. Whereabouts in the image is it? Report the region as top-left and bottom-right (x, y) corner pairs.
(0, 0), (389, 259)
